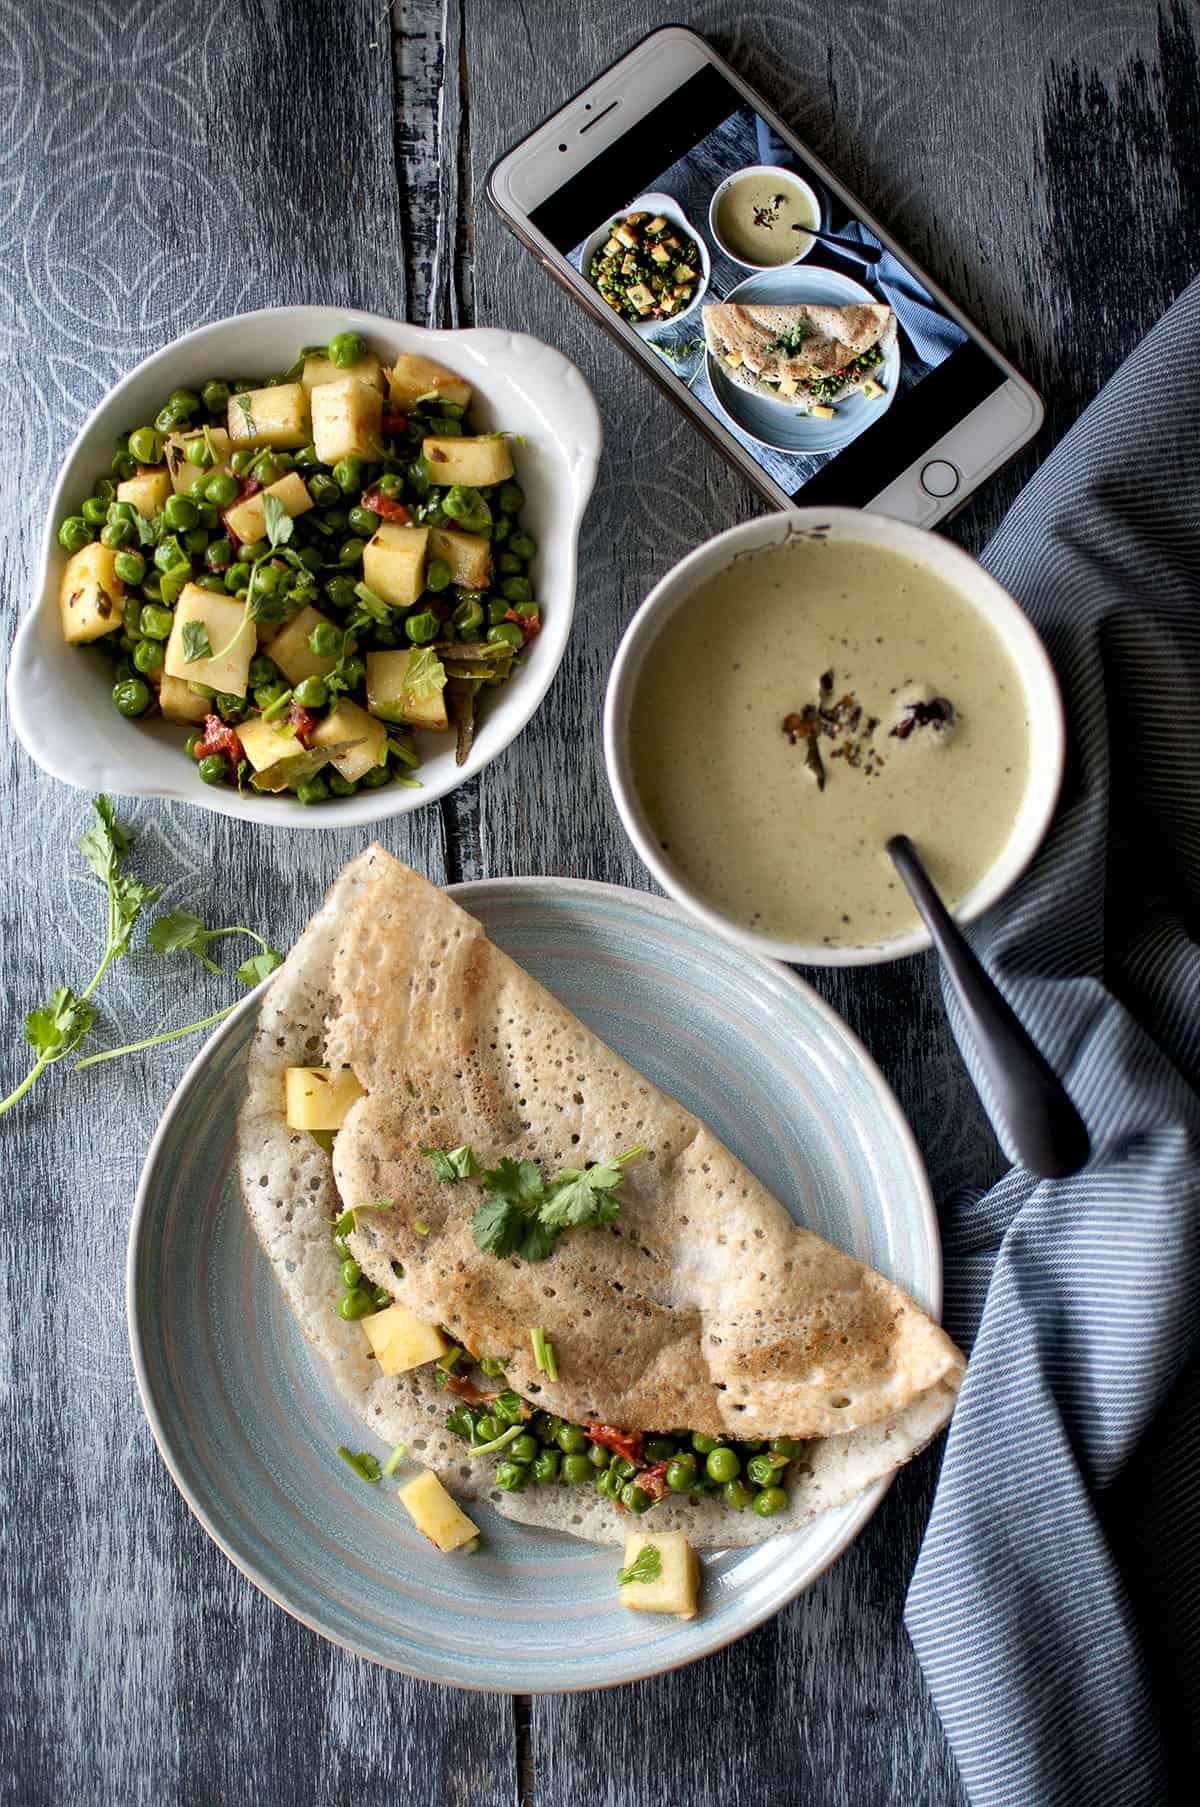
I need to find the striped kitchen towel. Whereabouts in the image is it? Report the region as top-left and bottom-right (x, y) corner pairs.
(905, 275), (1200, 1805)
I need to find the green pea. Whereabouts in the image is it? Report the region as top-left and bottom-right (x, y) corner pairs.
(58, 515), (93, 552)
(723, 1479), (754, 1510)
(167, 387), (200, 420)
(253, 455), (284, 487)
(254, 681), (288, 711)
(215, 693), (246, 723)
(493, 1391), (524, 1426)
(666, 1454), (698, 1492)
(294, 442), (320, 469)
(132, 639), (163, 675)
(486, 598), (510, 626)
(185, 436), (213, 468)
(746, 1453), (785, 1487)
(509, 531), (536, 561)
(644, 1437), (676, 1463)
(201, 378), (230, 414)
(487, 623), (523, 650)
(509, 1434), (539, 1465)
(112, 450), (138, 480)
(620, 1483), (652, 1514)
(561, 1453), (593, 1485)
(81, 496), (110, 526)
(494, 1459), (529, 1493)
(184, 731), (203, 758)
(159, 567), (189, 606)
(337, 537), (365, 568)
(255, 565), (282, 597)
(164, 494), (198, 531)
(204, 470), (239, 506)
(336, 1286), (375, 1319)
(199, 755), (228, 785)
(306, 471), (340, 505)
(705, 1446), (741, 1483)
(111, 675), (149, 719)
(497, 481), (524, 514)
(320, 574), (354, 611)
(328, 331), (367, 368)
(371, 1285), (390, 1307)
(95, 478), (117, 502)
(224, 561), (251, 594)
(587, 1441), (610, 1469)
(204, 537), (233, 572)
(295, 776), (330, 806)
(327, 771), (358, 797)
(188, 475), (209, 499)
(348, 505), (379, 536)
(500, 575), (532, 604)
(442, 484), (477, 522)
(197, 501), (221, 531)
(405, 610), (439, 645)
(556, 1424), (587, 1455)
(769, 1436), (803, 1458)
(357, 762), (393, 790)
(248, 655), (279, 687)
(100, 518), (134, 549)
(109, 500), (138, 526)
(376, 472), (404, 500)
(595, 1466), (621, 1498)
(692, 1433), (720, 1455)
(154, 407), (177, 435)
(113, 549), (146, 584)
(333, 457), (363, 493)
(308, 622), (341, 658)
(753, 1486), (788, 1518)
(406, 456), (432, 498)
(606, 1455), (635, 1482)
(122, 600), (144, 637)
(529, 1412), (557, 1444)
(194, 574), (223, 593)
(141, 575), (162, 602)
(450, 597), (484, 641)
(154, 536), (185, 572)
(183, 527), (209, 557)
(340, 1259), (362, 1286)
(293, 675), (328, 709)
(127, 426), (162, 465)
(322, 508), (349, 537)
(532, 1449), (560, 1484)
(231, 448), (257, 477)
(239, 538), (269, 562)
(139, 604), (174, 641)
(475, 1414), (500, 1443)
(424, 558), (452, 593)
(496, 550), (522, 577)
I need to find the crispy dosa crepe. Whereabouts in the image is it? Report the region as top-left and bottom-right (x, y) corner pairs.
(703, 301), (896, 405)
(239, 848), (962, 1547)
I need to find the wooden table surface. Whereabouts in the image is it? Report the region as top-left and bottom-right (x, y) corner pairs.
(2, 3), (1195, 1802)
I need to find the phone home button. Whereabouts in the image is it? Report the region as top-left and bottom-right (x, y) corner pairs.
(920, 459), (960, 498)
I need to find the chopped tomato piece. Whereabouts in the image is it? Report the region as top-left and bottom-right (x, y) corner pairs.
(382, 410), (408, 436)
(505, 607), (541, 644)
(638, 1462), (668, 1502)
(287, 700), (317, 746)
(586, 1423), (644, 1465)
(361, 487), (411, 524)
(193, 713), (244, 781)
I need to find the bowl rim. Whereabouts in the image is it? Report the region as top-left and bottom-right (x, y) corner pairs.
(578, 193), (712, 335)
(708, 163), (823, 271)
(603, 507), (1066, 968)
(10, 304), (601, 829)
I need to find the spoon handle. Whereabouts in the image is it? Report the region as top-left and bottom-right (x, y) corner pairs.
(886, 834), (1090, 1179)
(805, 225), (883, 265)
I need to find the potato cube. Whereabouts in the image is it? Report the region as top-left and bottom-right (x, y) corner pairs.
(59, 541), (124, 643)
(626, 283), (655, 315)
(163, 584), (254, 697)
(397, 1471), (479, 1554)
(646, 215), (667, 233)
(238, 715), (305, 778)
(310, 697), (386, 782)
(428, 526), (492, 591)
(301, 350), (385, 393)
(361, 1304), (448, 1374)
(777, 375), (799, 399)
(310, 375), (382, 465)
(649, 244), (671, 265)
(810, 404), (836, 420)
(164, 428), (232, 494)
(117, 468), (172, 518)
(613, 222), (638, 248)
(362, 522), (428, 609)
(366, 649), (449, 732)
(226, 383), (310, 451)
(602, 237), (621, 256)
(618, 1531), (699, 1620)
(673, 263), (696, 282)
(223, 470), (314, 545)
(385, 352), (473, 412)
(158, 673), (210, 725)
(267, 605), (340, 685)
(421, 436), (513, 487)
(249, 745), (347, 794)
(283, 1065), (365, 1131)
(723, 351), (743, 368)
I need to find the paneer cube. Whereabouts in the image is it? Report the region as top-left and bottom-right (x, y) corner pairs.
(397, 1471), (479, 1554)
(238, 715), (307, 780)
(117, 468), (172, 518)
(283, 1065), (365, 1131)
(361, 1304), (448, 1375)
(163, 584), (254, 697)
(157, 673), (210, 725)
(618, 1531), (699, 1620)
(301, 350), (385, 393)
(59, 541), (125, 643)
(421, 435), (513, 487)
(310, 697), (386, 782)
(164, 428), (233, 494)
(810, 404), (836, 420)
(723, 351), (743, 368)
(429, 526), (492, 591)
(226, 383), (310, 451)
(861, 379), (885, 401)
(362, 522), (428, 609)
(385, 352), (472, 412)
(777, 375), (799, 399)
(267, 605), (340, 685)
(366, 649), (449, 732)
(223, 470), (314, 545)
(310, 375), (382, 465)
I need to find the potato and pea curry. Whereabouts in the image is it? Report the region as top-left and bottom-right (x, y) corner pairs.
(55, 331), (538, 804)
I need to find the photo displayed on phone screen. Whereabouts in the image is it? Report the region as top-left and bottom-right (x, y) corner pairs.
(530, 68), (994, 502)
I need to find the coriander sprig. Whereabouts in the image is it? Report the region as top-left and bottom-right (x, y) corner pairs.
(420, 1143), (643, 1262)
(0, 797), (160, 1117)
(617, 1544), (663, 1587)
(210, 492), (302, 660)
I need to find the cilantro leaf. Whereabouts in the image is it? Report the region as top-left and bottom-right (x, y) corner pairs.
(78, 794), (131, 883)
(517, 1218), (560, 1264)
(421, 1144), (478, 1182)
(110, 873), (160, 959)
(25, 987), (96, 1063)
(148, 908), (222, 972)
(471, 1194), (527, 1259)
(617, 1544), (662, 1587)
(236, 948), (284, 986)
(480, 1157), (546, 1208)
(403, 645), (447, 703)
(237, 393), (255, 432)
(539, 1148), (643, 1231)
(262, 492), (294, 549)
(182, 620), (212, 663)
(466, 1148), (642, 1263)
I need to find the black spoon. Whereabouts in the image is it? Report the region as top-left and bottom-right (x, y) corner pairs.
(795, 222), (884, 266)
(886, 834), (1090, 1179)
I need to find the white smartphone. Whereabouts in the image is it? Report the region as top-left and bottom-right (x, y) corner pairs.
(487, 25), (1043, 525)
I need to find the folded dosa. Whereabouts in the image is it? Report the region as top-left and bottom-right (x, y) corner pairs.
(703, 301), (896, 403)
(238, 848), (963, 1546)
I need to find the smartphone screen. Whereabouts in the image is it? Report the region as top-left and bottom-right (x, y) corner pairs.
(528, 63), (1008, 506)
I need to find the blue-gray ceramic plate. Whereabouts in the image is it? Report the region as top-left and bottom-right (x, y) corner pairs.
(127, 878), (938, 1691)
(707, 265), (901, 454)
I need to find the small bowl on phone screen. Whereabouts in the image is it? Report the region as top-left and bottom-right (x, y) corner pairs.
(579, 192), (711, 335)
(708, 165), (822, 270)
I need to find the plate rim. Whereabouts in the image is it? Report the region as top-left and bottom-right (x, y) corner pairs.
(126, 874), (940, 1690)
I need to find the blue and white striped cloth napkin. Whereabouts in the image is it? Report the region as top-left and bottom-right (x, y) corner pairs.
(906, 276), (1200, 1805)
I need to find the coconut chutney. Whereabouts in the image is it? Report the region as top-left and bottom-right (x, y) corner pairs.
(715, 171), (817, 266)
(629, 538), (1031, 948)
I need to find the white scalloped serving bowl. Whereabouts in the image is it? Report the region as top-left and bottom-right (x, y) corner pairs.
(9, 306), (602, 828)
